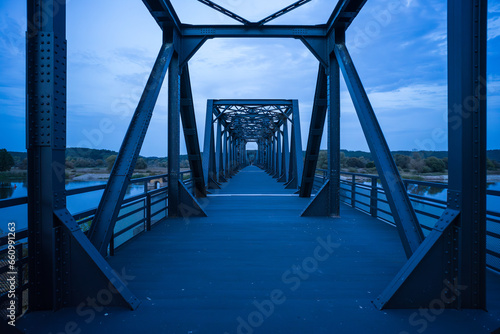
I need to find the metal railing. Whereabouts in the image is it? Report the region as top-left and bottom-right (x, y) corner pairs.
(314, 169), (500, 272)
(0, 171), (193, 319)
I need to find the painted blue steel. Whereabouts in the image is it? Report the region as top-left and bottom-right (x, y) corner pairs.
(168, 52), (180, 216)
(446, 0), (487, 309)
(89, 43), (174, 255)
(328, 52), (341, 216)
(142, 0), (182, 31)
(26, 0), (68, 310)
(180, 65), (206, 197)
(300, 65), (329, 198)
(334, 42), (424, 258)
(196, 0), (252, 25)
(256, 0), (312, 26)
(326, 0), (367, 33)
(180, 25), (326, 39)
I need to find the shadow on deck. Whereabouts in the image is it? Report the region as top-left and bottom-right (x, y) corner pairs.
(19, 166), (500, 334)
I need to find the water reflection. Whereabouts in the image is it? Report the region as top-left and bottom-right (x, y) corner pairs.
(406, 184), (446, 196)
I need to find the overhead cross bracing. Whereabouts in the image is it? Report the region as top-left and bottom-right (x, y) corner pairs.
(212, 100), (292, 142)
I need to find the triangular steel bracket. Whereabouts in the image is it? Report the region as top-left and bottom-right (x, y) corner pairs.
(373, 209), (461, 309)
(180, 37), (208, 68)
(178, 180), (208, 218)
(301, 180), (330, 216)
(54, 209), (140, 310)
(300, 37), (328, 68)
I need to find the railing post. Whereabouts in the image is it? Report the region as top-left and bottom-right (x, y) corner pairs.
(370, 177), (378, 218)
(351, 174), (356, 207)
(146, 194), (152, 231)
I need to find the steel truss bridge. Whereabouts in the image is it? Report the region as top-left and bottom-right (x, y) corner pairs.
(1, 0), (499, 333)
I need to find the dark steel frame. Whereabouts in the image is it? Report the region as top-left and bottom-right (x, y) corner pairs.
(25, 0), (487, 313)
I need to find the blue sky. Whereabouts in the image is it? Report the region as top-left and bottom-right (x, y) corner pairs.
(0, 0), (499, 157)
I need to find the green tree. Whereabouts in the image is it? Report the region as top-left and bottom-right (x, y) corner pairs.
(346, 157), (365, 168)
(365, 161), (375, 168)
(316, 151), (328, 169)
(424, 156), (446, 173)
(135, 158), (148, 170)
(394, 154), (411, 169)
(0, 149), (15, 172)
(487, 158), (496, 170)
(106, 155), (117, 171)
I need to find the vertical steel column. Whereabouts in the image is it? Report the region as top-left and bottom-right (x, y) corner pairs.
(202, 100), (214, 186)
(224, 129), (229, 178)
(168, 53), (180, 217)
(216, 120), (222, 181)
(375, 0), (487, 306)
(27, 0), (67, 310)
(229, 135), (233, 174)
(275, 129), (282, 178)
(27, 0), (138, 311)
(447, 0), (487, 308)
(292, 100), (304, 187)
(282, 120), (290, 181)
(271, 137), (275, 174)
(328, 52), (341, 216)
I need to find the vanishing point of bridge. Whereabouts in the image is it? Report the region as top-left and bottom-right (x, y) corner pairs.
(1, 0), (499, 333)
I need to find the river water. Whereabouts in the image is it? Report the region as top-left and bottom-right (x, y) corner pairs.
(0, 179), (499, 234)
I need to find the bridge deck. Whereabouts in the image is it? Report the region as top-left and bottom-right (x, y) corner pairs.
(19, 166), (500, 333)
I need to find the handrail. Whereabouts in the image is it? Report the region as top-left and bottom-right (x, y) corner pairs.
(313, 169), (500, 272)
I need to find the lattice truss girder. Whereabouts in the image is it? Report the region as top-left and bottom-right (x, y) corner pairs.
(213, 103), (291, 142)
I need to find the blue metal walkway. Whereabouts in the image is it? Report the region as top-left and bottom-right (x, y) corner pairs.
(19, 166), (500, 333)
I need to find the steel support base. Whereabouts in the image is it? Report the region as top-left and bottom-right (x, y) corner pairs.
(178, 180), (208, 218)
(301, 180), (334, 217)
(374, 209), (461, 309)
(54, 209), (140, 310)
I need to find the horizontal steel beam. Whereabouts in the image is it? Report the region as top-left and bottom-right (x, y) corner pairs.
(181, 24), (326, 38)
(213, 99), (295, 106)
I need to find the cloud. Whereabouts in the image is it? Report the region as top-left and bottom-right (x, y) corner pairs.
(489, 16), (500, 40)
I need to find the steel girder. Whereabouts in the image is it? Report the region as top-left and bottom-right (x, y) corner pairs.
(375, 0), (487, 309)
(326, 0), (367, 33)
(167, 53), (180, 216)
(142, 0), (182, 31)
(180, 65), (207, 197)
(301, 53), (341, 217)
(334, 42), (424, 258)
(27, 0), (138, 311)
(196, 0), (252, 25)
(300, 65), (329, 198)
(89, 43), (174, 255)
